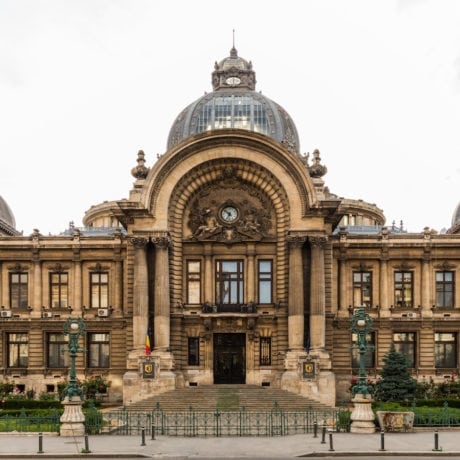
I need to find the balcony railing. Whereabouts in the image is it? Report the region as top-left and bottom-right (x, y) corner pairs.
(201, 302), (257, 314)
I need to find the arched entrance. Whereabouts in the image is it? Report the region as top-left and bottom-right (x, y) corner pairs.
(213, 333), (246, 384)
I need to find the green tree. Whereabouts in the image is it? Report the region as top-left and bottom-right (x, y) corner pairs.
(374, 344), (416, 402)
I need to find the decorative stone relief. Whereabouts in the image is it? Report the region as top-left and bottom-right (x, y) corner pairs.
(186, 174), (273, 243)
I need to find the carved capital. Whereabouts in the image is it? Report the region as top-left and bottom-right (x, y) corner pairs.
(129, 237), (148, 249)
(286, 234), (307, 248)
(309, 235), (328, 248)
(152, 236), (171, 249)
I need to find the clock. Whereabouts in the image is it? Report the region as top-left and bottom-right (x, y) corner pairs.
(225, 76), (241, 86)
(220, 205), (239, 223)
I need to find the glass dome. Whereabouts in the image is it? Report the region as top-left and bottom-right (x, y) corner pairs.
(167, 48), (300, 153)
(452, 201), (460, 227)
(0, 195), (16, 228)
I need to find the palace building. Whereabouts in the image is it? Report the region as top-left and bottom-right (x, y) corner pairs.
(0, 47), (459, 406)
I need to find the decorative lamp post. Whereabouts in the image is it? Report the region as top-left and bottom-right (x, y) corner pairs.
(60, 317), (86, 437)
(349, 306), (376, 433)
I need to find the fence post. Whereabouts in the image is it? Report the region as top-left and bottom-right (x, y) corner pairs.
(328, 432), (334, 452)
(432, 430), (441, 452)
(379, 430), (385, 451)
(84, 434), (91, 453)
(37, 432), (44, 455)
(141, 426), (146, 446)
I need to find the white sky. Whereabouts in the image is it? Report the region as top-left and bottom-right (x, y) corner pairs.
(1, 0), (459, 236)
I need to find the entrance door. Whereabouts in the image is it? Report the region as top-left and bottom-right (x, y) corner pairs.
(213, 333), (246, 384)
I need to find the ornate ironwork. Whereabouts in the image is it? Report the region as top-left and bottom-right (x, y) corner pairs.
(350, 306), (374, 397)
(62, 317), (86, 400)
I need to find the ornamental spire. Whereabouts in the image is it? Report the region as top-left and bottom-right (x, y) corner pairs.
(131, 150), (149, 180)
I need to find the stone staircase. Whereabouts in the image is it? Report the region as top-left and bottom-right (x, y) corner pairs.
(123, 385), (334, 412)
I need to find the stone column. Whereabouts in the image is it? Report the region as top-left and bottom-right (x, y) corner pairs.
(379, 258), (390, 317)
(32, 260), (42, 318)
(73, 259), (82, 314)
(309, 236), (327, 353)
(131, 237), (149, 353)
(114, 259), (123, 316)
(338, 257), (348, 317)
(421, 256), (432, 317)
(153, 236), (171, 351)
(287, 235), (306, 351)
(246, 244), (256, 303)
(204, 244), (213, 304)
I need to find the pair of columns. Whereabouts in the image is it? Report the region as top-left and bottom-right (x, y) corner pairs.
(287, 235), (327, 354)
(131, 236), (170, 353)
(132, 233), (327, 356)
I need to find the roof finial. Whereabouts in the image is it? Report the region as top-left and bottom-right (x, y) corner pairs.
(230, 29), (237, 58)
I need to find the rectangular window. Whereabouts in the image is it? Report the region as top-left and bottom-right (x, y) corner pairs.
(188, 337), (200, 366)
(216, 260), (244, 305)
(260, 337), (272, 366)
(10, 273), (28, 308)
(186, 261), (201, 304)
(436, 271), (454, 308)
(258, 260), (273, 304)
(435, 332), (457, 368)
(393, 332), (416, 367)
(90, 273), (108, 308)
(48, 333), (69, 368)
(7, 333), (28, 368)
(351, 332), (375, 368)
(353, 271), (372, 307)
(88, 333), (110, 368)
(394, 271), (413, 308)
(50, 273), (68, 308)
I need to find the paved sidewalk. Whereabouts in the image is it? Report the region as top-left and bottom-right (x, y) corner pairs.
(0, 430), (460, 458)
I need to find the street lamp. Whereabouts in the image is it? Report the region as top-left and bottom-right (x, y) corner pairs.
(350, 306), (374, 397)
(62, 317), (85, 400)
(60, 316), (86, 437)
(349, 306), (376, 433)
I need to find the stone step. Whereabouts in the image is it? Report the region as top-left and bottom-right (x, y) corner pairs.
(122, 385), (333, 412)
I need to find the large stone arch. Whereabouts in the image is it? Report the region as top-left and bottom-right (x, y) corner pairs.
(167, 157), (291, 308)
(141, 130), (317, 228)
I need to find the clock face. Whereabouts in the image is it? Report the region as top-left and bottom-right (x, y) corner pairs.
(225, 76), (241, 86)
(221, 206), (239, 223)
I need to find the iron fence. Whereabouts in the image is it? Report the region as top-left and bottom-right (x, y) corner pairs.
(2, 402), (459, 435)
(94, 404), (340, 437)
(0, 408), (60, 433)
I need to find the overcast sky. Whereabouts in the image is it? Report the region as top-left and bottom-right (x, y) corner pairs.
(1, 0), (459, 236)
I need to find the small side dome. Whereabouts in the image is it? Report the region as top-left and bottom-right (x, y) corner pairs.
(0, 195), (19, 236)
(167, 47), (300, 154)
(447, 201), (460, 234)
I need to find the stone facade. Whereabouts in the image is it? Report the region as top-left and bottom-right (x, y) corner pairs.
(0, 48), (459, 407)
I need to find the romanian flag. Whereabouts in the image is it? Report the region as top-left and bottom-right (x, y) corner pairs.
(145, 334), (151, 356)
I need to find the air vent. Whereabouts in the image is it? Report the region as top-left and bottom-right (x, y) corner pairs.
(97, 308), (109, 317)
(0, 310), (12, 318)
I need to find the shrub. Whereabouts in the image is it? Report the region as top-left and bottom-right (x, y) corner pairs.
(374, 344), (416, 402)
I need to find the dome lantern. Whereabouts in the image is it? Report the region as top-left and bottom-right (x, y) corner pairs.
(167, 48), (300, 153)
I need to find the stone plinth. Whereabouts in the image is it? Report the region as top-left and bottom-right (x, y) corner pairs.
(60, 396), (85, 437)
(376, 411), (414, 432)
(350, 393), (376, 434)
